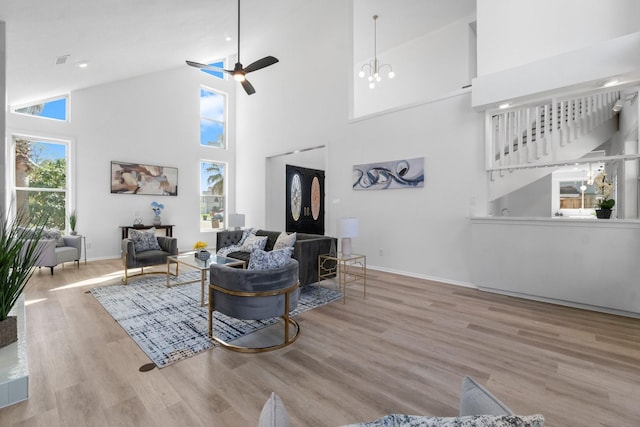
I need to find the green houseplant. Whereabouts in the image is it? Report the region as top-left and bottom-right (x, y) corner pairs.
(69, 210), (78, 235)
(594, 172), (615, 219)
(0, 210), (47, 347)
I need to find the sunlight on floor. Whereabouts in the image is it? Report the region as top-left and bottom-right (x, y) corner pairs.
(49, 270), (125, 292)
(25, 298), (48, 306)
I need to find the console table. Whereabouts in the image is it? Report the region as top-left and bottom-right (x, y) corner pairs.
(120, 224), (174, 239)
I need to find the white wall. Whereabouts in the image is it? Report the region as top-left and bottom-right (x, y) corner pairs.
(354, 16), (475, 117)
(471, 217), (640, 317)
(1, 21), (5, 215)
(236, 0), (486, 285)
(477, 0), (640, 76)
(6, 65), (236, 259)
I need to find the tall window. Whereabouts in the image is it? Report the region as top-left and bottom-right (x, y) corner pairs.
(200, 87), (226, 148)
(13, 96), (68, 121)
(13, 136), (69, 229)
(200, 161), (225, 230)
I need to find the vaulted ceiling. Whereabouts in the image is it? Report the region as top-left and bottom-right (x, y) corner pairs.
(0, 0), (474, 106)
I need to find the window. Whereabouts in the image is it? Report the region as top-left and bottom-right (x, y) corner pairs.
(13, 96), (68, 121)
(200, 161), (225, 230)
(13, 136), (70, 230)
(199, 60), (225, 80)
(200, 87), (226, 148)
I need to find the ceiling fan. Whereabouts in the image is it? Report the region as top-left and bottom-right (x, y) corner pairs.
(186, 0), (279, 95)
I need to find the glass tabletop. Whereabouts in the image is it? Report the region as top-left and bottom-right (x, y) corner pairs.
(169, 252), (245, 269)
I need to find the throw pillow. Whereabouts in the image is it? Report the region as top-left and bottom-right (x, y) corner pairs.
(239, 234), (268, 252)
(273, 232), (296, 250)
(42, 227), (65, 247)
(238, 227), (257, 245)
(340, 414), (545, 427)
(217, 244), (241, 257)
(129, 227), (162, 252)
(248, 247), (294, 270)
(460, 376), (513, 416)
(258, 392), (291, 427)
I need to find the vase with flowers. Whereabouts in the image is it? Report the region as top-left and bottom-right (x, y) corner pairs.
(194, 241), (210, 261)
(594, 172), (615, 219)
(151, 201), (164, 225)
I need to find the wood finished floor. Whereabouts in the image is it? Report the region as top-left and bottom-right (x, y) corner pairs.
(1, 259), (639, 426)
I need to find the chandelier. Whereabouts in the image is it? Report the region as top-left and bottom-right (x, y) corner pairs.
(358, 14), (395, 89)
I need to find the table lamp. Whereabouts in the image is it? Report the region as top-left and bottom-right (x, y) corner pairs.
(228, 213), (245, 231)
(338, 217), (359, 256)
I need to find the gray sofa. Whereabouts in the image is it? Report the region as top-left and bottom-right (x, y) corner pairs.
(216, 229), (337, 287)
(258, 376), (544, 427)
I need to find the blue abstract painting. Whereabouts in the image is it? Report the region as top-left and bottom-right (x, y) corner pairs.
(353, 157), (424, 190)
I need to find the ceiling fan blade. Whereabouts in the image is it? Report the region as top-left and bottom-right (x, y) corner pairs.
(243, 56), (279, 74)
(186, 60), (224, 71)
(241, 79), (256, 95)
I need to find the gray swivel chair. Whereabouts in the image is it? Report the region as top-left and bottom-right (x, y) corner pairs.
(208, 259), (300, 353)
(121, 235), (178, 284)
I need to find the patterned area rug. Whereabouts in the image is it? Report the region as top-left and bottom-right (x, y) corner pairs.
(91, 271), (342, 368)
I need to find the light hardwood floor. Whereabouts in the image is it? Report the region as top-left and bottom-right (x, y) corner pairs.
(1, 259), (639, 426)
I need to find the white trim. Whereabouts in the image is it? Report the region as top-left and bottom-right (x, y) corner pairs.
(349, 87), (471, 123)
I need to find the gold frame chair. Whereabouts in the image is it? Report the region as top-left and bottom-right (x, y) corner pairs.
(121, 236), (178, 285)
(208, 280), (300, 353)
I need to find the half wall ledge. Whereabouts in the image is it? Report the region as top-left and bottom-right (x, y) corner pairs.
(470, 216), (640, 317)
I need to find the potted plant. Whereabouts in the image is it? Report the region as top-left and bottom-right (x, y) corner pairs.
(69, 210), (78, 235)
(594, 172), (615, 219)
(151, 201), (164, 226)
(0, 210), (47, 348)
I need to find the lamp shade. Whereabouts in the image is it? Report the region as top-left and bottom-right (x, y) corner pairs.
(338, 217), (359, 238)
(228, 213), (245, 228)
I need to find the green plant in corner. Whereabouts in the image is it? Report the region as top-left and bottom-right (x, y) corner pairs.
(69, 210), (77, 235)
(0, 209), (48, 346)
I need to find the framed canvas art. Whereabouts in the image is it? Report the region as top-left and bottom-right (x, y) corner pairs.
(111, 161), (178, 196)
(353, 157), (424, 190)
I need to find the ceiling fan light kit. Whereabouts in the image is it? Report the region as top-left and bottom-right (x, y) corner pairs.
(186, 0), (278, 95)
(358, 14), (394, 89)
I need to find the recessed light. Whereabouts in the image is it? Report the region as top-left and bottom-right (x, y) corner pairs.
(78, 62), (89, 68)
(603, 79), (619, 88)
(498, 103), (510, 109)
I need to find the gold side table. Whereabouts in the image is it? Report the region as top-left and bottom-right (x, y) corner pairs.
(318, 253), (366, 304)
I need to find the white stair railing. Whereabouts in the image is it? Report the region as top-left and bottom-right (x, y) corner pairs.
(487, 90), (620, 171)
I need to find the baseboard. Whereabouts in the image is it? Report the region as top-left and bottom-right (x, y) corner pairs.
(479, 286), (640, 319)
(366, 264), (477, 289)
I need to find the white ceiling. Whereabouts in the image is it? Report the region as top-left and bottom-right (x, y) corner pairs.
(0, 0), (475, 106)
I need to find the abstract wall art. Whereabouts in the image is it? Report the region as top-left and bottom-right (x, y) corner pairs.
(353, 157), (424, 190)
(111, 161), (178, 196)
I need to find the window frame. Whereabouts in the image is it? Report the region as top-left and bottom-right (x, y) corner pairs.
(9, 132), (75, 231)
(199, 160), (227, 232)
(11, 94), (70, 122)
(199, 86), (227, 149)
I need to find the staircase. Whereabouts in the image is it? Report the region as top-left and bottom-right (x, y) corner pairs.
(486, 90), (620, 200)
